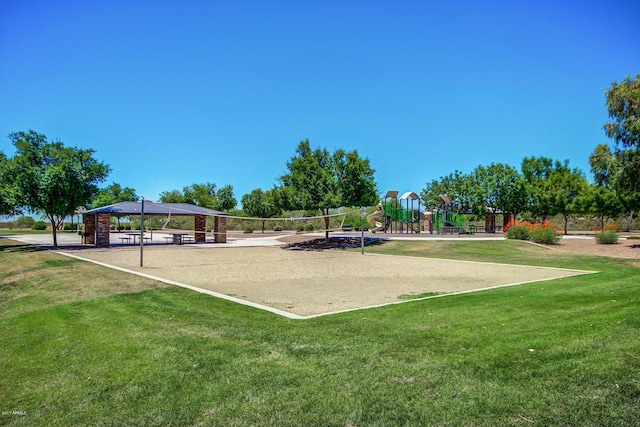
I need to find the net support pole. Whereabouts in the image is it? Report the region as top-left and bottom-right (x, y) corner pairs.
(140, 197), (145, 267)
(361, 206), (365, 255)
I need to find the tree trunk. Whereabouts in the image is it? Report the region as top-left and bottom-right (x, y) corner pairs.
(323, 208), (330, 243)
(625, 211), (633, 232)
(49, 215), (58, 248)
(563, 214), (569, 235)
(262, 220), (266, 234)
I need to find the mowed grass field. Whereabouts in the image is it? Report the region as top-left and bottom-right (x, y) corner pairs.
(1, 238), (639, 426)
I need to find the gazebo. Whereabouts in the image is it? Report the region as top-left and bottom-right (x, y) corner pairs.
(80, 201), (228, 247)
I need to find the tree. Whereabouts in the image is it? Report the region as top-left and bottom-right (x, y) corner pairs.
(277, 139), (378, 241)
(0, 152), (20, 216)
(241, 188), (282, 233)
(468, 163), (528, 218)
(92, 182), (139, 229)
(603, 75), (640, 231)
(604, 75), (640, 149)
(7, 130), (110, 247)
(421, 170), (472, 212)
(93, 182), (139, 208)
(159, 182), (237, 211)
(548, 165), (588, 234)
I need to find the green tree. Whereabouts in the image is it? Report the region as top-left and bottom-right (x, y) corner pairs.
(92, 182), (139, 229)
(548, 165), (588, 234)
(241, 188), (282, 233)
(278, 139), (378, 241)
(468, 163), (528, 218)
(604, 75), (640, 149)
(421, 170), (472, 212)
(159, 182), (236, 211)
(93, 182), (139, 207)
(575, 185), (622, 230)
(0, 152), (20, 216)
(7, 130), (110, 247)
(521, 156), (586, 232)
(603, 75), (640, 230)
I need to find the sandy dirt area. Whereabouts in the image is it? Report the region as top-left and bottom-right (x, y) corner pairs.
(551, 235), (640, 259)
(61, 245), (592, 318)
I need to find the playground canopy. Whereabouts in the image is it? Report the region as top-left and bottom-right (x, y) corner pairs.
(80, 201), (228, 247)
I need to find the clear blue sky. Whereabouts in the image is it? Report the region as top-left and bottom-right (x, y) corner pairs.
(1, 0), (639, 207)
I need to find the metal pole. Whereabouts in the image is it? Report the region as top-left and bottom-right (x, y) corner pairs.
(361, 206), (365, 255)
(140, 197), (145, 267)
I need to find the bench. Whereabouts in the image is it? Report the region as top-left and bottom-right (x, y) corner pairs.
(119, 236), (132, 245)
(182, 236), (194, 243)
(341, 225), (354, 232)
(164, 236), (174, 244)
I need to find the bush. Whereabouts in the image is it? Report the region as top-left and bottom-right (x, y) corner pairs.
(273, 225), (283, 232)
(506, 223), (529, 240)
(296, 224), (306, 232)
(305, 223), (315, 231)
(63, 223), (79, 231)
(15, 216), (36, 228)
(244, 228), (253, 234)
(529, 222), (560, 244)
(505, 221), (560, 244)
(595, 229), (618, 244)
(33, 221), (48, 230)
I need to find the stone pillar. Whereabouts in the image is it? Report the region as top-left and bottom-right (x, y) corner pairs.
(214, 215), (227, 243)
(83, 214), (96, 245)
(194, 215), (207, 242)
(503, 213), (514, 231)
(485, 213), (496, 233)
(96, 213), (111, 247)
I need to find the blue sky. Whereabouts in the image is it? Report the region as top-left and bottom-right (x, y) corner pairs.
(1, 0), (639, 207)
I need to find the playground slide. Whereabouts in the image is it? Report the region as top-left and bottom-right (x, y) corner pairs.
(367, 208), (386, 233)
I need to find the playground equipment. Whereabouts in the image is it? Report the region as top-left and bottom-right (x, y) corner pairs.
(368, 191), (424, 234)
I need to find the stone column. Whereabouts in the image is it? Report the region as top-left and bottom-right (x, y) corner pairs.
(194, 215), (207, 242)
(96, 213), (111, 247)
(485, 213), (496, 233)
(83, 214), (96, 245)
(214, 215), (227, 243)
(503, 213), (514, 231)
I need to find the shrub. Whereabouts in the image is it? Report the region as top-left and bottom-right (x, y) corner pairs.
(244, 227), (254, 234)
(63, 223), (78, 231)
(296, 224), (306, 232)
(273, 225), (283, 232)
(33, 221), (48, 230)
(15, 216), (36, 228)
(529, 221), (560, 244)
(305, 223), (315, 231)
(595, 229), (618, 244)
(505, 221), (560, 244)
(506, 222), (530, 240)
(124, 225), (132, 230)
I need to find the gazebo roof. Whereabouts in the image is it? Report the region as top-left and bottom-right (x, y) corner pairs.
(80, 202), (227, 216)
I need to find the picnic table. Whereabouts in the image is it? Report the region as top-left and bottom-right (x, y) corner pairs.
(166, 233), (193, 244)
(126, 233), (150, 245)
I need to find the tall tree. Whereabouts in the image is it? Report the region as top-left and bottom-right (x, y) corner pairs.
(159, 182), (236, 211)
(603, 76), (640, 230)
(604, 75), (640, 149)
(92, 182), (139, 229)
(278, 139), (378, 241)
(241, 188), (282, 233)
(421, 170), (472, 212)
(93, 182), (139, 207)
(0, 152), (20, 216)
(468, 163), (528, 218)
(7, 130), (110, 247)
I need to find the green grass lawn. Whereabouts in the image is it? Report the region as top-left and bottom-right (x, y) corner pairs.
(1, 238), (639, 426)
